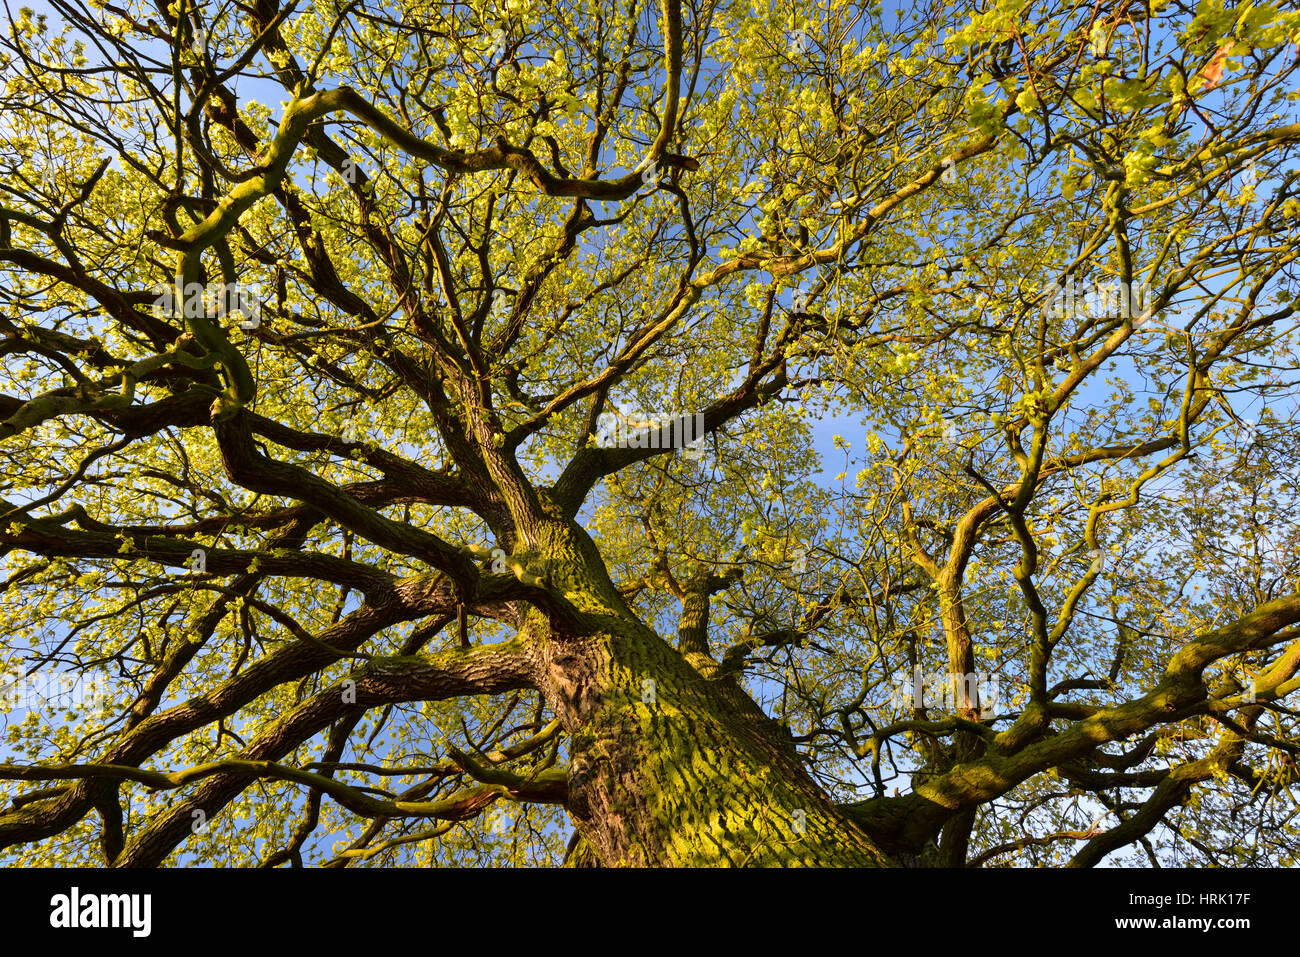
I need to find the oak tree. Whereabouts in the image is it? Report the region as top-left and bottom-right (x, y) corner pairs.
(2, 0), (1300, 866)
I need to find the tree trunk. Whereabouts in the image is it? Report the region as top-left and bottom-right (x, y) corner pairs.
(527, 520), (892, 866)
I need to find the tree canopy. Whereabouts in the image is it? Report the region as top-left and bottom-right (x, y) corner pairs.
(1, 0), (1299, 867)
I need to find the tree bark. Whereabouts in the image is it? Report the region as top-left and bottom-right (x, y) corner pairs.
(528, 519), (891, 866)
